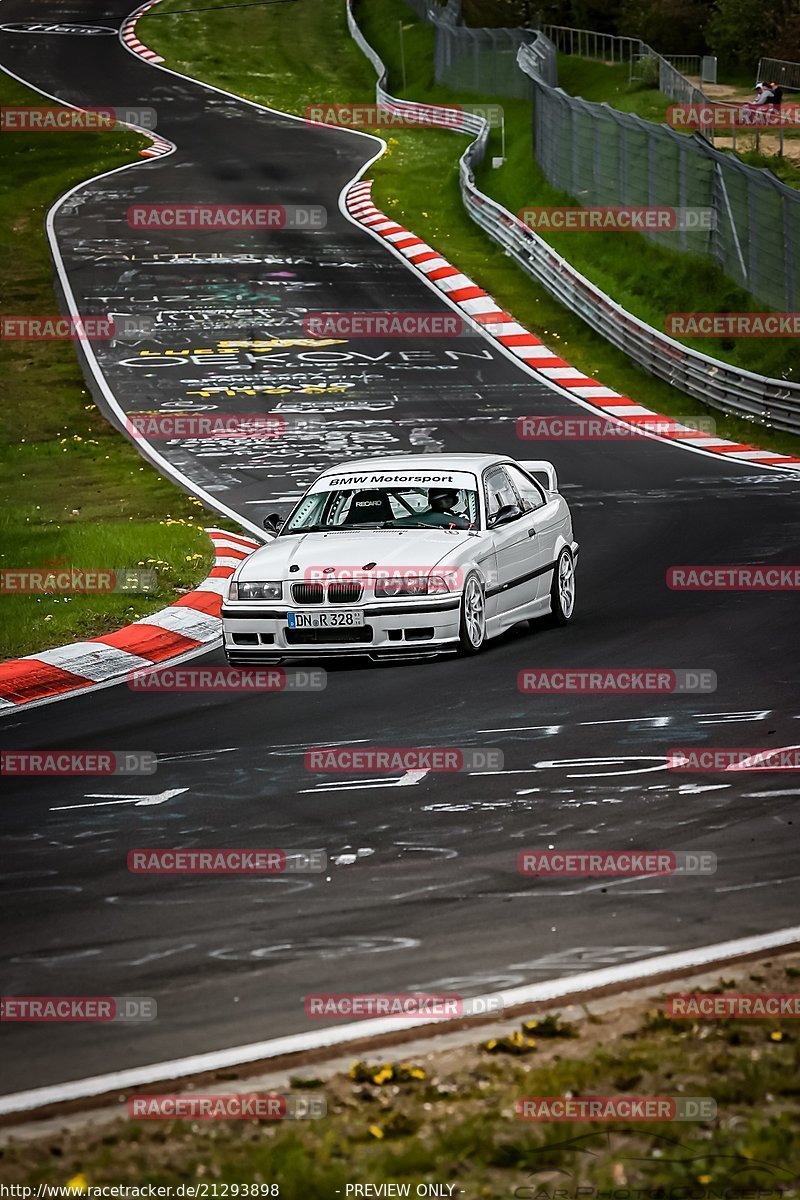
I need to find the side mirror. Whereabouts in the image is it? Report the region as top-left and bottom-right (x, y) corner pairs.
(491, 503), (522, 527)
(262, 513), (282, 534)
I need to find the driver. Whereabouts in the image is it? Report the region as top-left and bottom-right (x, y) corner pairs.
(422, 488), (470, 528)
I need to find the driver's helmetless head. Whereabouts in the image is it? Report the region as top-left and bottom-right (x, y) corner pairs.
(429, 488), (459, 512)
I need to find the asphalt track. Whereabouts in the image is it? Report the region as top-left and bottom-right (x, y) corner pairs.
(1, 0), (800, 1097)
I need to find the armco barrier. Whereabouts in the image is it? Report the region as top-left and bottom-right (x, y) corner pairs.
(347, 1), (800, 436)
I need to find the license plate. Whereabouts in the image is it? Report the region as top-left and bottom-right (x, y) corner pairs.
(287, 610), (365, 629)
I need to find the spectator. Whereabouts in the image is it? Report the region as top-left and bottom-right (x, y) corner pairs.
(740, 82), (775, 126)
(751, 82), (775, 105)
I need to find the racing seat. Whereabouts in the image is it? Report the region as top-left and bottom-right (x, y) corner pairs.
(345, 490), (396, 524)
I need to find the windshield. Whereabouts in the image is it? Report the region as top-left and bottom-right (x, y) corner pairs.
(282, 484), (480, 533)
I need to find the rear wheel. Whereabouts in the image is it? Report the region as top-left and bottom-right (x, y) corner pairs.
(458, 573), (486, 654)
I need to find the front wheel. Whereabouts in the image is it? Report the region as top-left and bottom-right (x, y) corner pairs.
(548, 548), (576, 625)
(457, 572), (486, 655)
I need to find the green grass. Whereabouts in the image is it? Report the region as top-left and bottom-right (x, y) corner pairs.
(0, 72), (231, 659)
(2, 964), (800, 1193)
(556, 53), (673, 122)
(137, 0), (800, 458)
(734, 147), (800, 188)
(0, 515), (212, 659)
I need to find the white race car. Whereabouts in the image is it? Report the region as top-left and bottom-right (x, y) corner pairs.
(223, 453), (578, 662)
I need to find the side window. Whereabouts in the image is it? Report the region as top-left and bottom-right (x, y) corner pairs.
(484, 467), (521, 525)
(505, 464), (545, 512)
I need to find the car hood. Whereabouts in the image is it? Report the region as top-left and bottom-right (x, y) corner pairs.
(237, 529), (471, 580)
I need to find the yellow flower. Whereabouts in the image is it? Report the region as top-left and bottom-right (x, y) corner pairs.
(770, 1030), (784, 1041)
(372, 1066), (393, 1084)
(410, 1068), (426, 1079)
(66, 1176), (89, 1194)
(368, 1125), (384, 1139)
(697, 1176), (712, 1186)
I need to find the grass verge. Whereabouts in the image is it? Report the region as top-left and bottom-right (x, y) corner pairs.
(1, 954), (799, 1192)
(0, 72), (226, 660)
(136, 0), (800, 457)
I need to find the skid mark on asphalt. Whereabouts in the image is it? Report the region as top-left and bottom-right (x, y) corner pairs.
(388, 876), (488, 902)
(209, 936), (420, 962)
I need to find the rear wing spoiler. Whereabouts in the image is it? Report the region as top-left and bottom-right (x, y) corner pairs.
(519, 460), (558, 493)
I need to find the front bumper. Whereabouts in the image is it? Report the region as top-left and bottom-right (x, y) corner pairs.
(222, 596), (462, 662)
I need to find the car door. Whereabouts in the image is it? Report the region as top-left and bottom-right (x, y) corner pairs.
(483, 465), (543, 621)
(504, 463), (568, 599)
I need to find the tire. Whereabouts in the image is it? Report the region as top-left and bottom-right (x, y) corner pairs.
(457, 572), (487, 655)
(548, 548), (576, 625)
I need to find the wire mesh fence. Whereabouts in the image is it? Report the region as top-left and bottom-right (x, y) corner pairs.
(430, 7), (543, 96)
(518, 48), (800, 309)
(404, 0), (800, 310)
(351, 1), (800, 433)
(401, 0), (432, 19)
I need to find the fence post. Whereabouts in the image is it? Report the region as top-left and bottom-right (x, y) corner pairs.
(678, 135), (688, 254)
(784, 197), (794, 310)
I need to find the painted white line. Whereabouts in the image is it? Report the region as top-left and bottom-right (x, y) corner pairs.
(51, 787), (188, 812)
(1, 925), (797, 1115)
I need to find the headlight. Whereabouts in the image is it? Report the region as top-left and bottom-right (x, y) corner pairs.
(227, 580), (282, 601)
(374, 572), (456, 598)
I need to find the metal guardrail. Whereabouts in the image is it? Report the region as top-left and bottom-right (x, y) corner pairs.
(346, 1), (800, 436)
(757, 57), (800, 91)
